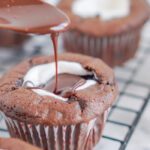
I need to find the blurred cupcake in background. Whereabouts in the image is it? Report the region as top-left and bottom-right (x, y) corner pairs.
(58, 0), (150, 66)
(0, 30), (29, 50)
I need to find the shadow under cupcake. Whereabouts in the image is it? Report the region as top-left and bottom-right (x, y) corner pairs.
(0, 53), (118, 150)
(58, 0), (150, 66)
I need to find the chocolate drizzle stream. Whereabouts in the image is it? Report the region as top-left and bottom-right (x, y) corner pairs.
(51, 33), (59, 93)
(0, 0), (70, 93)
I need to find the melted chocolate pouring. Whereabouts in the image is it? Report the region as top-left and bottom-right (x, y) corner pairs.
(0, 0), (70, 93)
(51, 33), (59, 93)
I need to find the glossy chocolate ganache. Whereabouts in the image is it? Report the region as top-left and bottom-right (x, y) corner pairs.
(23, 60), (98, 100)
(0, 0), (70, 93)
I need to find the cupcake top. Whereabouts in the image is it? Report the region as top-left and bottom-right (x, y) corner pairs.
(0, 53), (117, 125)
(0, 138), (41, 150)
(58, 0), (150, 36)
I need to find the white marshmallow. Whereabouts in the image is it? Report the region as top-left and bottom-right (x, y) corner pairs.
(33, 89), (68, 101)
(76, 80), (97, 91)
(72, 0), (130, 21)
(24, 61), (92, 87)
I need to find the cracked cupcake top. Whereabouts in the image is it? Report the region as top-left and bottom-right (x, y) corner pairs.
(0, 53), (118, 125)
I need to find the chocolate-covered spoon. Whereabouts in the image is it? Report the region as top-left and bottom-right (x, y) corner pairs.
(0, 0), (70, 93)
(0, 0), (70, 34)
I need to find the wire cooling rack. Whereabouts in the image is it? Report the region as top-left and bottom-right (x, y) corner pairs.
(0, 21), (150, 149)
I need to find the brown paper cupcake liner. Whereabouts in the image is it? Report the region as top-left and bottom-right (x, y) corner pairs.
(3, 109), (109, 150)
(63, 27), (142, 67)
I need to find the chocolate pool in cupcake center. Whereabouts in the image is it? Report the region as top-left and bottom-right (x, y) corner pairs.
(23, 61), (97, 100)
(0, 0), (70, 93)
(43, 74), (86, 97)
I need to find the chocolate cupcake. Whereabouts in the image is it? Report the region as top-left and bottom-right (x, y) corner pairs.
(58, 0), (150, 66)
(0, 53), (118, 150)
(0, 138), (41, 150)
(0, 30), (29, 49)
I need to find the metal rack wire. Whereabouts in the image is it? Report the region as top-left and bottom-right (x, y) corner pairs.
(0, 21), (150, 149)
(101, 50), (150, 150)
